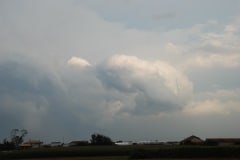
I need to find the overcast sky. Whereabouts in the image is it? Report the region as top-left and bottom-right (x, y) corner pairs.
(1, 0), (240, 143)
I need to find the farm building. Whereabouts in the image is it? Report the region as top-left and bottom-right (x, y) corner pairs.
(180, 135), (204, 145)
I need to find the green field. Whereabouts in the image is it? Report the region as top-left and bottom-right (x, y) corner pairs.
(1, 145), (240, 159)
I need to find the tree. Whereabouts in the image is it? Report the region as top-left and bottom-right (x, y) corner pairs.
(90, 133), (114, 145)
(11, 129), (28, 148)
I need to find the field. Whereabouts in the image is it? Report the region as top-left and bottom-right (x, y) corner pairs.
(1, 145), (240, 159)
(20, 156), (129, 160)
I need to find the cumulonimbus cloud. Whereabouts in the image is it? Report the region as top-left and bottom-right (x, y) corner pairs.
(97, 55), (193, 114)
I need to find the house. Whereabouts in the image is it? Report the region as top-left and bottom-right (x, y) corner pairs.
(19, 140), (43, 149)
(205, 138), (240, 146)
(180, 135), (204, 145)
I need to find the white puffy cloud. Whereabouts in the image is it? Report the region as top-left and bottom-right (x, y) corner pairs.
(67, 56), (92, 67)
(224, 24), (239, 33)
(183, 98), (240, 116)
(184, 54), (240, 69)
(183, 99), (228, 115)
(97, 55), (193, 115)
(105, 55), (192, 98)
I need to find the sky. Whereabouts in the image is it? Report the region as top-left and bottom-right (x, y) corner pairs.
(0, 0), (240, 143)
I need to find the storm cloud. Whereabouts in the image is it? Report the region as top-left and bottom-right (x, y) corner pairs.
(1, 0), (240, 142)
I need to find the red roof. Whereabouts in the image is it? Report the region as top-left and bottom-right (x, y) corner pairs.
(25, 140), (43, 145)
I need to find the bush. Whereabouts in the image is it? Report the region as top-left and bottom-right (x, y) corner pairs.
(90, 133), (114, 145)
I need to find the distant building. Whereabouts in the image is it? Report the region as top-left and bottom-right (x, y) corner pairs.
(205, 138), (240, 146)
(19, 143), (32, 149)
(19, 140), (43, 149)
(180, 135), (204, 145)
(115, 141), (132, 146)
(50, 142), (63, 147)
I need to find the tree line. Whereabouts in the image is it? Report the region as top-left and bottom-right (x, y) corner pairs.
(1, 129), (114, 151)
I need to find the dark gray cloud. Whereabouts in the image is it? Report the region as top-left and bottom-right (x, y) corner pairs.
(0, 57), (118, 141)
(0, 60), (68, 140)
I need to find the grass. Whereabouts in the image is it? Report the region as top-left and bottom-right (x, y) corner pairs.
(0, 145), (132, 159)
(129, 145), (240, 159)
(1, 145), (240, 159)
